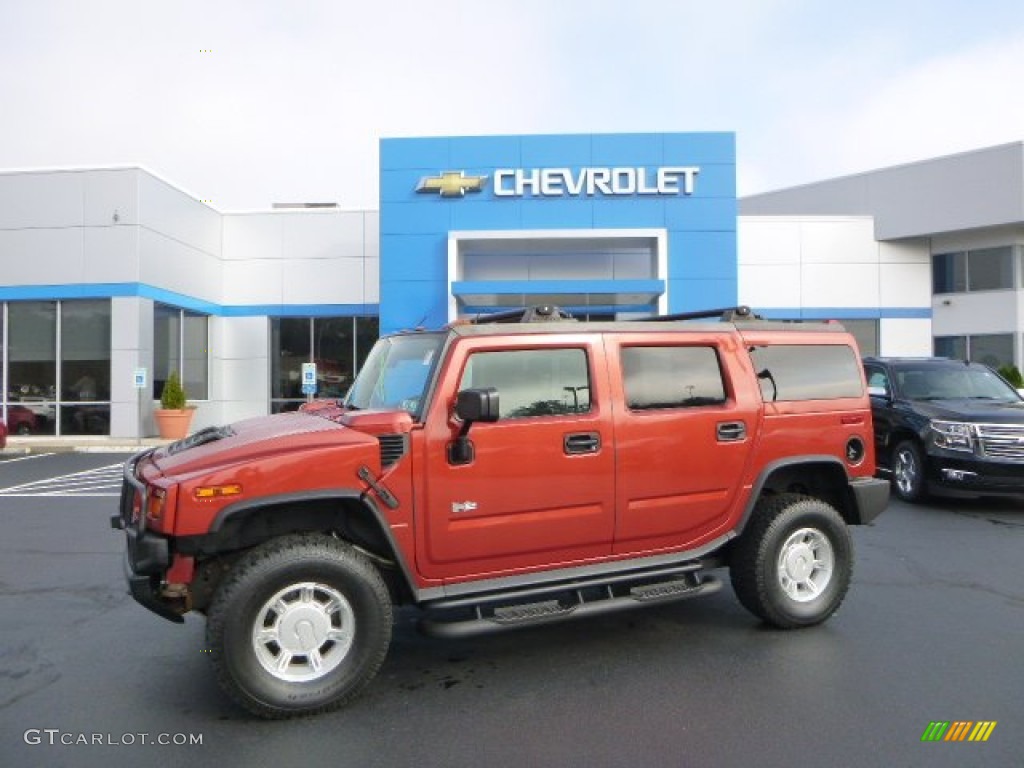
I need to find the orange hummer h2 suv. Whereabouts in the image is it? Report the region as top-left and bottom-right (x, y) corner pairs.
(113, 306), (889, 718)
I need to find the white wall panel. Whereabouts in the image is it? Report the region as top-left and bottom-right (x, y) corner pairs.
(282, 211), (367, 259)
(216, 356), (270, 407)
(0, 228), (84, 283)
(879, 318), (933, 357)
(879, 262), (931, 307)
(109, 297), (154, 438)
(738, 264), (801, 307)
(0, 171), (83, 229)
(210, 318), (268, 419)
(138, 173), (221, 257)
(222, 213), (283, 261)
(878, 239), (930, 265)
(138, 228), (222, 302)
(83, 169), (139, 227)
(364, 212), (380, 259)
(221, 260), (284, 305)
(363, 256), (380, 303)
(281, 257), (366, 305)
(801, 264), (879, 307)
(83, 225), (139, 284)
(737, 218), (800, 265)
(214, 316), (269, 361)
(932, 291), (1017, 335)
(800, 219), (877, 264)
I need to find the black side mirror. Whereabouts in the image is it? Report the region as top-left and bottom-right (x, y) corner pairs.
(455, 388), (500, 423)
(449, 388), (499, 464)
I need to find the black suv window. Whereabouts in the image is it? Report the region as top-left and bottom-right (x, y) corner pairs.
(459, 348), (591, 419)
(621, 346), (726, 410)
(894, 365), (1020, 402)
(750, 345), (863, 401)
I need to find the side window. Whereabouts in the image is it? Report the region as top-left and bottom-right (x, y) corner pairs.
(749, 344), (863, 401)
(621, 346), (726, 410)
(459, 348), (590, 419)
(866, 366), (890, 397)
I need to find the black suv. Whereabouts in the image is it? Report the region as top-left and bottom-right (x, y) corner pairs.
(863, 357), (1024, 502)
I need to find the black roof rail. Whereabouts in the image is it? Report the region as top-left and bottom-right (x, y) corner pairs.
(469, 306), (577, 324)
(639, 305), (759, 322)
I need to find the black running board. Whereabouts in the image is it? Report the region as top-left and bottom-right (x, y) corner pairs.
(418, 570), (722, 638)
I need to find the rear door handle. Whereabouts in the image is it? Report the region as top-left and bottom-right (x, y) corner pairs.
(564, 432), (601, 455)
(716, 421), (747, 442)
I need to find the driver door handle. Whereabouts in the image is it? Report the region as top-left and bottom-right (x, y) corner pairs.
(564, 432), (601, 455)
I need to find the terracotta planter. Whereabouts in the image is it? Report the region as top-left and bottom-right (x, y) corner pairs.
(154, 408), (195, 440)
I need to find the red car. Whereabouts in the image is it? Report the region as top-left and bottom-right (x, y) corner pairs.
(0, 416), (7, 449)
(5, 405), (38, 436)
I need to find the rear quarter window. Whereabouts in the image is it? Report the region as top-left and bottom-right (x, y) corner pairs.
(749, 344), (863, 401)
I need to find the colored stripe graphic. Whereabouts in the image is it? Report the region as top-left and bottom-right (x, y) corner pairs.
(969, 722), (997, 742)
(921, 720), (997, 742)
(945, 721), (973, 741)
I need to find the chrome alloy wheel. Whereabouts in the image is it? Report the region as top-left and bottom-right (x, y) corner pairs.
(776, 528), (835, 603)
(252, 582), (356, 682)
(894, 446), (920, 497)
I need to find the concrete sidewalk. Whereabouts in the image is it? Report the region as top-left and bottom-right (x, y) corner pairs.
(2, 436), (173, 454)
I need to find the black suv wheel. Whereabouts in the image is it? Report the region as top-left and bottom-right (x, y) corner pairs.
(892, 439), (927, 503)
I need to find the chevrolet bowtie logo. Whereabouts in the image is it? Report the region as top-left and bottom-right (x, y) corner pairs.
(416, 171), (488, 197)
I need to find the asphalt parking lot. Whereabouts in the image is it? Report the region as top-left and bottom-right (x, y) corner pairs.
(0, 452), (1020, 768)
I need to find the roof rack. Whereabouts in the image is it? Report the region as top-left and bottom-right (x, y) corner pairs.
(469, 306), (577, 324)
(638, 306), (758, 322)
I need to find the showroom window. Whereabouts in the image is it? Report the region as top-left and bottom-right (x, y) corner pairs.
(2, 300), (112, 436)
(154, 304), (209, 401)
(933, 246), (1015, 293)
(270, 316), (379, 413)
(934, 334), (1015, 369)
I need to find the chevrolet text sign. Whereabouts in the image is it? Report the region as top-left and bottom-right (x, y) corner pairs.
(493, 166), (699, 197)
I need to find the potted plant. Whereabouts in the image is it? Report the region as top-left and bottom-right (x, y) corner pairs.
(154, 371), (195, 439)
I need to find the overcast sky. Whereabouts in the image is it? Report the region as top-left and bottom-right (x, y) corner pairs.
(2, 0), (1022, 210)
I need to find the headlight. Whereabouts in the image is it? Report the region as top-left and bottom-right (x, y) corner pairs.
(931, 420), (974, 452)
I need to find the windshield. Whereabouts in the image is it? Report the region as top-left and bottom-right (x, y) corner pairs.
(894, 364), (1022, 402)
(343, 333), (444, 418)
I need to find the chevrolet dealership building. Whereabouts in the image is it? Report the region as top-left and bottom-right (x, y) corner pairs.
(1, 134), (1022, 438)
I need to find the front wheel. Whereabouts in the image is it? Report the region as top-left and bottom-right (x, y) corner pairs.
(730, 494), (853, 629)
(206, 534), (392, 719)
(892, 439), (927, 503)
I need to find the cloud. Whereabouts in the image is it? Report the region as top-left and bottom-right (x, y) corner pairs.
(742, 31), (1024, 194)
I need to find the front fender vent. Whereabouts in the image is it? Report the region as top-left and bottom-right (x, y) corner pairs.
(378, 434), (408, 467)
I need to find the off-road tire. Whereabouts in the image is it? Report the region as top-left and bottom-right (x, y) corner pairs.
(730, 494), (853, 629)
(892, 439), (928, 503)
(206, 534), (392, 719)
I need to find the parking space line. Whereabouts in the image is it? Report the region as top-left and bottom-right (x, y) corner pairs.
(0, 462), (123, 497)
(0, 452), (56, 464)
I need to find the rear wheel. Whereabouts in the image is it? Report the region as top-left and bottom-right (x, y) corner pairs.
(730, 494), (853, 628)
(207, 534), (392, 719)
(892, 439), (927, 503)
